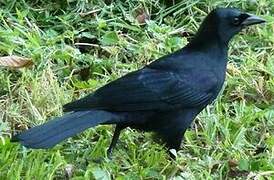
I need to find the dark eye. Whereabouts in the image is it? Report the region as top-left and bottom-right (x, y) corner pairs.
(233, 17), (241, 25)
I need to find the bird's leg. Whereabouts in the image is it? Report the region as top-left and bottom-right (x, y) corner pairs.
(167, 135), (183, 159)
(107, 125), (124, 158)
(160, 129), (186, 159)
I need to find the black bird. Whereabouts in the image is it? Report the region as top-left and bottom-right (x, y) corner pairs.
(11, 8), (265, 157)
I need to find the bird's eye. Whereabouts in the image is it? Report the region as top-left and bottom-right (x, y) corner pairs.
(233, 17), (241, 25)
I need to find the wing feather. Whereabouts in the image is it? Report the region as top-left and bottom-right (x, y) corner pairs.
(63, 67), (217, 112)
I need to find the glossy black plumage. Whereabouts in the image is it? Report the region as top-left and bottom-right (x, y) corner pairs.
(11, 8), (265, 157)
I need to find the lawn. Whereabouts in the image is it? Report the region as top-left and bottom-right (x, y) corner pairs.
(0, 0), (274, 179)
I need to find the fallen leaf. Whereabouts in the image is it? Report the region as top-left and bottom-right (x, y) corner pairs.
(136, 13), (149, 24)
(228, 159), (238, 168)
(0, 56), (33, 68)
(135, 8), (150, 25)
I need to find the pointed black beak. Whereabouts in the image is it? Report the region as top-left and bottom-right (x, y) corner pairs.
(242, 14), (266, 26)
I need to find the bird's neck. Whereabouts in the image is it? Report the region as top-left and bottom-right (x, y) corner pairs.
(187, 32), (229, 51)
(186, 19), (232, 51)
(185, 28), (229, 67)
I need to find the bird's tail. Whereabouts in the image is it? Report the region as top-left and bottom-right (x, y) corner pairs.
(11, 110), (119, 149)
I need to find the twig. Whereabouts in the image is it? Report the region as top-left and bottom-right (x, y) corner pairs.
(79, 9), (101, 17)
(74, 43), (100, 47)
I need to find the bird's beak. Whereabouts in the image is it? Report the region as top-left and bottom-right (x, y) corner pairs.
(242, 14), (266, 26)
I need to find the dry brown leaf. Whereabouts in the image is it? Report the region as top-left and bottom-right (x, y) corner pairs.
(135, 8), (150, 25)
(0, 56), (33, 68)
(136, 13), (149, 24)
(228, 159), (238, 168)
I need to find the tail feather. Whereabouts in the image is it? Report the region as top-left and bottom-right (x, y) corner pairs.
(11, 110), (119, 149)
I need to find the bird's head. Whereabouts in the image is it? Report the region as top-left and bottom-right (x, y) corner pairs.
(193, 8), (266, 46)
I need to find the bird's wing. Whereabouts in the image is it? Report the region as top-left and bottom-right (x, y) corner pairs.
(63, 67), (217, 112)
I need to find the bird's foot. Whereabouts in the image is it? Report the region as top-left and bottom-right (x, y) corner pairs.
(168, 149), (177, 160)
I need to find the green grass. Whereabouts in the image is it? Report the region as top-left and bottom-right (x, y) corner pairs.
(0, 0), (274, 179)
